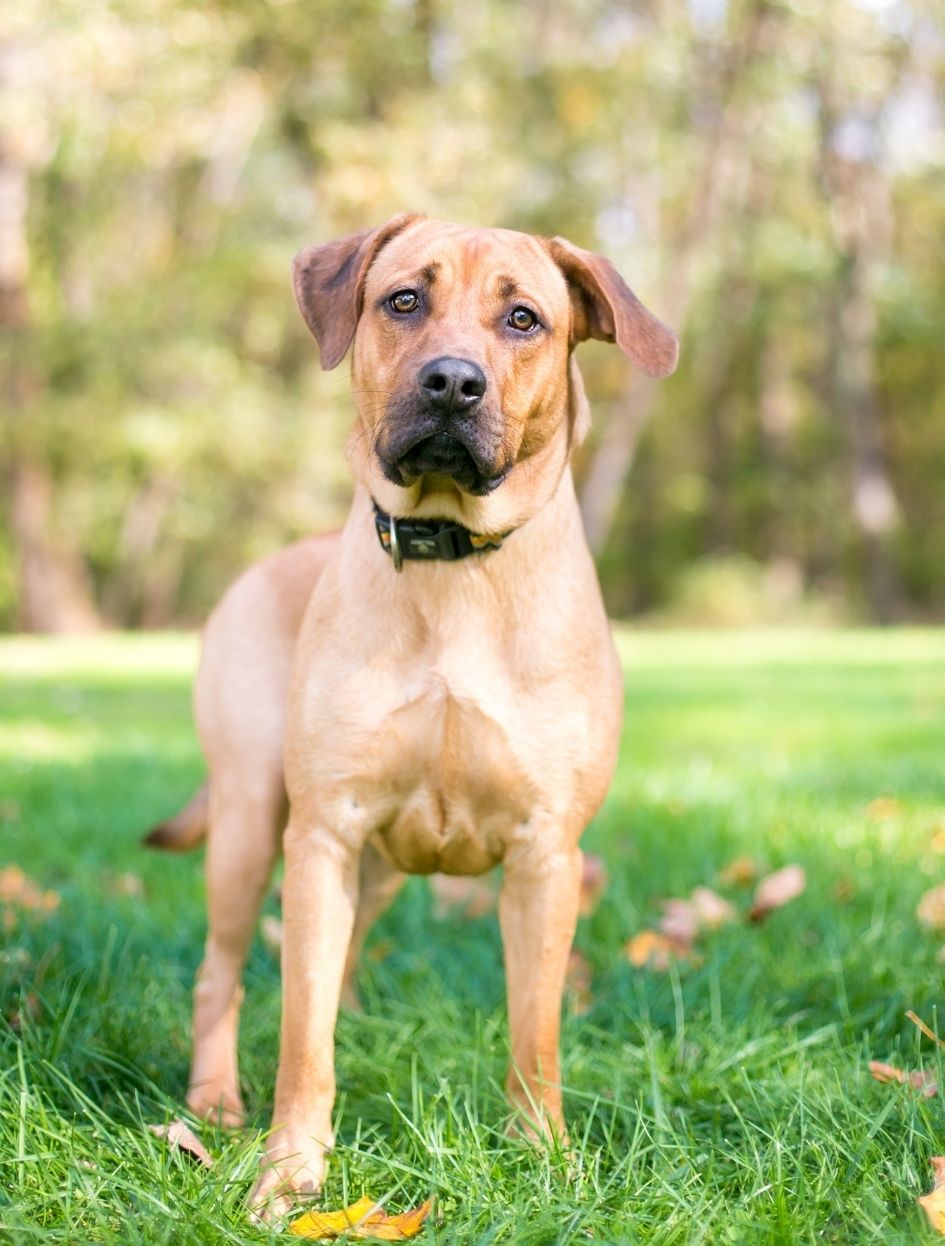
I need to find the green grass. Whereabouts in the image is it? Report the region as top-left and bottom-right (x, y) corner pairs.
(2, 629), (945, 1244)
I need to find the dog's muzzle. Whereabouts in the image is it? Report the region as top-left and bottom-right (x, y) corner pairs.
(377, 356), (508, 496)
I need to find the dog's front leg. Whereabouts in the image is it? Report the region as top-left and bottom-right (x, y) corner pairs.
(499, 842), (583, 1142)
(249, 817), (358, 1222)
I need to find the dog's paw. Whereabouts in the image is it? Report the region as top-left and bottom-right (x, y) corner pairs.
(186, 1081), (246, 1129)
(248, 1127), (329, 1224)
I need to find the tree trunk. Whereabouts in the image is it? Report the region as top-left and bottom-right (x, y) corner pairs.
(0, 133), (101, 633)
(578, 0), (774, 555)
(818, 87), (901, 623)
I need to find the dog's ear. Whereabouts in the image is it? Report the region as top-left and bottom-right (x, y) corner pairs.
(292, 214), (421, 369)
(547, 236), (679, 378)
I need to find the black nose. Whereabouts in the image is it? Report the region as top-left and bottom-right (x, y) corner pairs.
(418, 356), (487, 415)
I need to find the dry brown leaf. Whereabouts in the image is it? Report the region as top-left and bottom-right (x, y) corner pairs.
(748, 865), (806, 922)
(919, 1157), (945, 1233)
(148, 1119), (213, 1169)
(690, 886), (737, 929)
(624, 930), (698, 970)
(866, 796), (902, 821)
(579, 854), (609, 916)
(868, 1060), (938, 1097)
(718, 856), (757, 887)
(658, 898), (700, 945)
(290, 1196), (433, 1240)
(659, 887), (736, 945)
(260, 914), (283, 955)
(430, 874), (495, 919)
(565, 949), (593, 1015)
(0, 862), (59, 922)
(918, 886), (945, 931)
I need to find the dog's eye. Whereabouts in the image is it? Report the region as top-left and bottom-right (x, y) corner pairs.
(389, 290), (420, 314)
(508, 306), (538, 332)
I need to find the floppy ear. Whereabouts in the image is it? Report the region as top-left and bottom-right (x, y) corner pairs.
(547, 236), (679, 378)
(292, 213), (421, 369)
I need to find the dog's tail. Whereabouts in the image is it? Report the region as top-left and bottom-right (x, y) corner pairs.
(143, 782), (209, 852)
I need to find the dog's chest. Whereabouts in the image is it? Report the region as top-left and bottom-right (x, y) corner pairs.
(358, 676), (538, 875)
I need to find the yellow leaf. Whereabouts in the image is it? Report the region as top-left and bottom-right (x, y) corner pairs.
(290, 1196), (376, 1238)
(358, 1200), (434, 1240)
(719, 856), (757, 887)
(866, 796), (902, 821)
(919, 1157), (945, 1234)
(290, 1196), (434, 1240)
(918, 886), (945, 931)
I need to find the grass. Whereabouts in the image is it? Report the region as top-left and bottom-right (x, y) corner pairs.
(2, 628), (945, 1243)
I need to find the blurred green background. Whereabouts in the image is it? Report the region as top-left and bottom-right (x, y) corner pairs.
(2, 0), (944, 632)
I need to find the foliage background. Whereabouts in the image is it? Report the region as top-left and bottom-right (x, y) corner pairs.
(2, 0), (944, 631)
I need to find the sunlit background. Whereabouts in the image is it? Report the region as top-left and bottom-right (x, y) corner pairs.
(2, 0), (943, 630)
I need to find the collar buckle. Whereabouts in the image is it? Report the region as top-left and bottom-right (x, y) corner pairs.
(388, 512), (404, 572)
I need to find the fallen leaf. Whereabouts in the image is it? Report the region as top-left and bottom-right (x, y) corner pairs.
(658, 898), (699, 946)
(0, 866), (59, 913)
(148, 1119), (213, 1168)
(919, 1157), (945, 1233)
(109, 872), (145, 899)
(748, 865), (806, 922)
(918, 887), (945, 931)
(868, 1060), (938, 1097)
(690, 886), (737, 929)
(290, 1197), (376, 1238)
(565, 949), (593, 1015)
(290, 1196), (433, 1240)
(430, 874), (495, 919)
(579, 854), (609, 916)
(624, 930), (697, 970)
(260, 914), (283, 955)
(866, 796), (902, 821)
(659, 887), (736, 945)
(719, 856), (757, 887)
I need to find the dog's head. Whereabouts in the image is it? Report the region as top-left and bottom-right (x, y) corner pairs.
(293, 215), (677, 527)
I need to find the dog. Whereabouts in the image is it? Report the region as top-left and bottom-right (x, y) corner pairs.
(146, 214), (678, 1218)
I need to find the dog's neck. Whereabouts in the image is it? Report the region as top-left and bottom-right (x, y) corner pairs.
(349, 413), (573, 537)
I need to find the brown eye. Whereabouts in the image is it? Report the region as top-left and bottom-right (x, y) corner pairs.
(389, 290), (420, 314)
(508, 306), (538, 332)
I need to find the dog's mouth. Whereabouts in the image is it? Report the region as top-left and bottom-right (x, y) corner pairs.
(381, 432), (508, 496)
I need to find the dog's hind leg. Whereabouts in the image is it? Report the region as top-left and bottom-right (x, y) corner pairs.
(187, 778), (283, 1127)
(340, 842), (405, 1010)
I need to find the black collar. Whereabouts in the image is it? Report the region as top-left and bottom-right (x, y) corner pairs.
(373, 502), (511, 571)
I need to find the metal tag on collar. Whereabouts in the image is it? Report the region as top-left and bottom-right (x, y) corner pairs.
(388, 512), (404, 572)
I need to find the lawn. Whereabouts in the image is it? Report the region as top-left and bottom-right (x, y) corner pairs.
(2, 629), (945, 1244)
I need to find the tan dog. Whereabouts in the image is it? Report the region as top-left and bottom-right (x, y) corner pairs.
(148, 215), (677, 1218)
